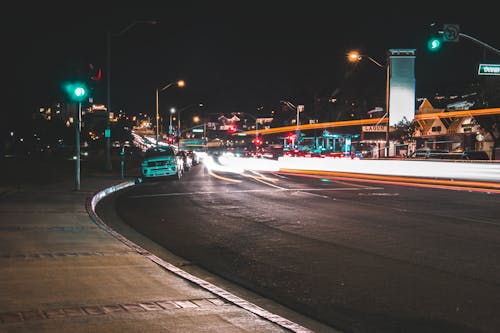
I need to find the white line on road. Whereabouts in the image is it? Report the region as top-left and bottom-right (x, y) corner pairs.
(128, 186), (384, 199)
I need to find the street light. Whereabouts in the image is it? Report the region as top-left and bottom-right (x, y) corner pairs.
(347, 50), (384, 68)
(155, 80), (185, 145)
(175, 103), (203, 138)
(347, 50), (389, 157)
(105, 20), (157, 171)
(169, 107), (176, 135)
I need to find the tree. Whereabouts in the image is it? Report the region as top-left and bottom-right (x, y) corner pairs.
(468, 78), (500, 148)
(390, 118), (418, 144)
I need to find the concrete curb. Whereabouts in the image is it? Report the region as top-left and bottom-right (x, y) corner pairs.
(86, 179), (314, 333)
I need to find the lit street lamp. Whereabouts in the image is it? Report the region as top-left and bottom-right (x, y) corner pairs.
(347, 50), (384, 68)
(347, 50), (389, 157)
(155, 80), (185, 144)
(175, 103), (204, 138)
(106, 20), (156, 171)
(169, 107), (176, 135)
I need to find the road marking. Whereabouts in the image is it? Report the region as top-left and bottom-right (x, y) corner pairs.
(358, 192), (400, 196)
(128, 186), (384, 199)
(244, 172), (286, 189)
(271, 173), (288, 179)
(208, 170), (242, 183)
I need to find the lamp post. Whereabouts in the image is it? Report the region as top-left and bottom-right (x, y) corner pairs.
(105, 20), (156, 171)
(175, 103), (204, 140)
(155, 80), (185, 145)
(347, 50), (389, 157)
(169, 107), (176, 135)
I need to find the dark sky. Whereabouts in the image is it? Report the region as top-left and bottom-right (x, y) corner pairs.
(5, 1), (500, 126)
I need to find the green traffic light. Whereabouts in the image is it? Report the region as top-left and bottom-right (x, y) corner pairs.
(64, 82), (88, 102)
(427, 37), (441, 51)
(74, 87), (86, 98)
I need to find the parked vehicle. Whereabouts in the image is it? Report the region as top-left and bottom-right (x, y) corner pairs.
(407, 149), (489, 160)
(141, 146), (183, 179)
(408, 149), (456, 159)
(462, 150), (489, 160)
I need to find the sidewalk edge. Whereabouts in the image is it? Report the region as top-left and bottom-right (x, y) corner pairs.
(86, 180), (314, 333)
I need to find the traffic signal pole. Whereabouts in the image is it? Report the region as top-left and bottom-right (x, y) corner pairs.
(75, 102), (81, 191)
(456, 33), (500, 56)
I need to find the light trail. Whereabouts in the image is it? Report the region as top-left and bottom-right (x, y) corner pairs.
(237, 107), (500, 136)
(278, 169), (500, 194)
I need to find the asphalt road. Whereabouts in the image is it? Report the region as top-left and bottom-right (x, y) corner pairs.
(101, 163), (500, 333)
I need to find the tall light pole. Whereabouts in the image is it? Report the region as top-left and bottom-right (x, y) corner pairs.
(169, 107), (176, 135)
(155, 80), (185, 145)
(106, 20), (156, 171)
(175, 103), (203, 139)
(347, 50), (389, 157)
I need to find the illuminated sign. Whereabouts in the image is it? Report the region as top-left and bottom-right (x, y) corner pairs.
(478, 64), (500, 76)
(362, 125), (387, 132)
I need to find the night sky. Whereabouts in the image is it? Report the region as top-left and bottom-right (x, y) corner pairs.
(5, 1), (500, 127)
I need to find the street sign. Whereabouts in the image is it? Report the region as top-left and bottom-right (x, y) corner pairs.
(362, 125), (387, 132)
(478, 64), (500, 76)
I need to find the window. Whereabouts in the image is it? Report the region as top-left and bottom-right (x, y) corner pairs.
(431, 126), (442, 132)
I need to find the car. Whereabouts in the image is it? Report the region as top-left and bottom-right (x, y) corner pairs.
(141, 146), (183, 179)
(461, 150), (489, 160)
(408, 149), (457, 159)
(176, 150), (193, 171)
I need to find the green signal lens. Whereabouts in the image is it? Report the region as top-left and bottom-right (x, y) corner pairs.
(427, 38), (441, 51)
(74, 87), (86, 97)
(64, 82), (88, 101)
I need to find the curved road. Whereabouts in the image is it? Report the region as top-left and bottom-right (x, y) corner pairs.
(100, 163), (500, 333)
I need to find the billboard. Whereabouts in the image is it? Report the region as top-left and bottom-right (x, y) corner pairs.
(388, 49), (416, 126)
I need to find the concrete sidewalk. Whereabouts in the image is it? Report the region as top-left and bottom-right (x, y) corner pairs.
(0, 157), (315, 332)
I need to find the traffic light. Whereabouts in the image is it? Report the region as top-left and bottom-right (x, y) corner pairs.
(64, 82), (88, 102)
(286, 133), (296, 142)
(427, 37), (442, 52)
(442, 24), (460, 42)
(427, 24), (460, 52)
(253, 136), (262, 145)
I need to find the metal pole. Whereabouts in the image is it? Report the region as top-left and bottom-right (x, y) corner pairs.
(155, 87), (159, 146)
(120, 146), (125, 179)
(385, 53), (390, 158)
(458, 33), (500, 56)
(169, 112), (173, 135)
(75, 102), (81, 191)
(105, 31), (112, 171)
(178, 110), (181, 138)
